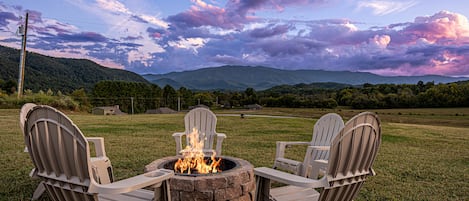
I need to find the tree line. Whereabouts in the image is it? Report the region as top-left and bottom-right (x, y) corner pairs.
(2, 79), (469, 112)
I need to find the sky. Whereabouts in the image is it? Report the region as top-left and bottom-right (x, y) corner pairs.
(1, 0), (469, 77)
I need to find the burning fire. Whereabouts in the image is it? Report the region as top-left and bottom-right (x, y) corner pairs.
(174, 128), (222, 174)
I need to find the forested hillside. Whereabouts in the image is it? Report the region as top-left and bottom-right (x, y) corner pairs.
(143, 65), (469, 90)
(0, 45), (148, 93)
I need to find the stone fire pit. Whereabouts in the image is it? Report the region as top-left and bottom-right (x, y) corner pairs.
(145, 156), (255, 201)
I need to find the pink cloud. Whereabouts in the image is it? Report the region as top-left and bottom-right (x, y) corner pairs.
(403, 10), (469, 44)
(168, 2), (241, 29)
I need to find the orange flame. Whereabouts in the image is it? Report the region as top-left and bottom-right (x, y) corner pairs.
(174, 128), (221, 174)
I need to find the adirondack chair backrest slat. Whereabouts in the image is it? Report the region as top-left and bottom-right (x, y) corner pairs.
(310, 113), (344, 160)
(184, 108), (217, 150)
(318, 112), (381, 201)
(25, 105), (96, 201)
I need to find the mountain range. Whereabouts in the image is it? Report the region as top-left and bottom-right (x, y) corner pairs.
(143, 65), (469, 90)
(2, 45), (468, 93)
(0, 45), (148, 93)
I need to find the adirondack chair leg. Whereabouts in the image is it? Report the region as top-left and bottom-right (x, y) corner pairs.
(310, 160), (328, 179)
(153, 180), (171, 201)
(162, 180), (171, 201)
(255, 175), (271, 201)
(31, 181), (45, 200)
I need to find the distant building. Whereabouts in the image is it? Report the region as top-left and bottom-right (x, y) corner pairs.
(244, 104), (262, 110)
(92, 105), (126, 115)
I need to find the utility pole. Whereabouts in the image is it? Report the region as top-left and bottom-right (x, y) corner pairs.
(178, 96), (181, 111)
(131, 97), (134, 115)
(17, 12), (29, 98)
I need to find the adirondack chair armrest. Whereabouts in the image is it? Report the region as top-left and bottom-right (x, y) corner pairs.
(172, 132), (186, 137)
(215, 132), (226, 155)
(306, 145), (330, 151)
(275, 141), (310, 158)
(86, 137), (107, 158)
(88, 169), (174, 194)
(254, 167), (327, 189)
(172, 132), (186, 155)
(215, 132), (226, 139)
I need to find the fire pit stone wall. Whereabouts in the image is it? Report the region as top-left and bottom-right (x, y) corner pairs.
(145, 156), (255, 201)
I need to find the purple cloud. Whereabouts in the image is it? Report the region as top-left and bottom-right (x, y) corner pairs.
(249, 24), (291, 38)
(230, 0), (326, 14)
(167, 0), (327, 30)
(24, 10), (43, 24)
(146, 27), (167, 39)
(0, 12), (18, 27)
(253, 37), (325, 57)
(121, 35), (144, 41)
(56, 32), (108, 43)
(167, 3), (245, 30)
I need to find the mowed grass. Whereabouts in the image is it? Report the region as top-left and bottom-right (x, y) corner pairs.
(1, 107), (468, 200)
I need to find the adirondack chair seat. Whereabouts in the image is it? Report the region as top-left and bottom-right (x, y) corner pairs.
(23, 105), (174, 201)
(255, 167), (325, 201)
(255, 112), (381, 201)
(273, 113), (344, 178)
(98, 189), (153, 200)
(173, 107), (226, 156)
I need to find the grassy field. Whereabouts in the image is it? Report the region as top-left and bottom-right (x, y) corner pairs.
(1, 107), (468, 200)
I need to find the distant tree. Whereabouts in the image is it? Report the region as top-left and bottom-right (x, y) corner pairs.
(397, 87), (417, 107)
(1, 79), (17, 95)
(242, 87), (258, 105)
(337, 88), (356, 106)
(178, 87), (193, 110)
(163, 85), (177, 109)
(71, 88), (91, 111)
(194, 92), (215, 107)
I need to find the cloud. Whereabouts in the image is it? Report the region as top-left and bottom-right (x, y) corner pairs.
(94, 0), (168, 29)
(96, 0), (131, 14)
(168, 0), (328, 30)
(253, 37), (325, 57)
(230, 0), (327, 13)
(357, 0), (418, 16)
(168, 36), (209, 54)
(167, 0), (241, 30)
(57, 32), (108, 42)
(403, 10), (469, 43)
(0, 12), (19, 27)
(0, 3), (145, 70)
(249, 24), (291, 38)
(2, 1), (469, 77)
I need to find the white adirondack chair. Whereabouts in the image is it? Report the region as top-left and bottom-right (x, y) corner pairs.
(272, 113), (344, 178)
(20, 103), (117, 200)
(255, 112), (381, 201)
(172, 107), (226, 156)
(23, 105), (174, 201)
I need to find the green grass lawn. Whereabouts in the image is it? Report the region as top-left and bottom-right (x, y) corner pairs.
(1, 107), (468, 200)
